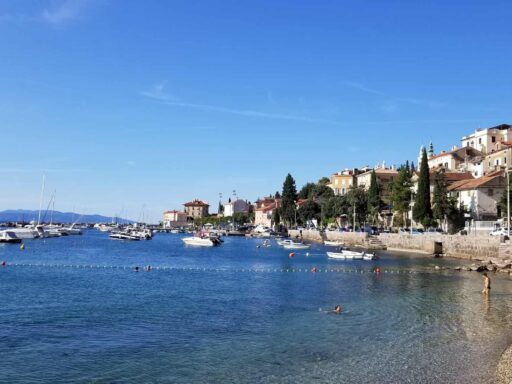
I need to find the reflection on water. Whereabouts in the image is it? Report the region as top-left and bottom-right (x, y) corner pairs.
(0, 232), (511, 383)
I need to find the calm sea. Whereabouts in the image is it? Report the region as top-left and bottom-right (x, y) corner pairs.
(0, 231), (511, 383)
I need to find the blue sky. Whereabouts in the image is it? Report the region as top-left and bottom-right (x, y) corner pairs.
(0, 0), (511, 222)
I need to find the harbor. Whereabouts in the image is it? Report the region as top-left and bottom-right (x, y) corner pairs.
(1, 230), (512, 383)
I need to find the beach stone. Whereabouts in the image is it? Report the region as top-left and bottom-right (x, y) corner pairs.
(486, 265), (497, 272)
(463, 266), (472, 271)
(476, 265), (488, 272)
(496, 263), (511, 270)
(434, 266), (441, 270)
(454, 266), (462, 271)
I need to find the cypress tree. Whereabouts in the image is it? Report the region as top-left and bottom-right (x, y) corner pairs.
(281, 173), (298, 226)
(367, 170), (382, 225)
(432, 169), (450, 228)
(413, 147), (433, 227)
(391, 165), (412, 227)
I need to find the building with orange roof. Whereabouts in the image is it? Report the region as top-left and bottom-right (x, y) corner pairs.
(448, 171), (505, 220)
(183, 199), (210, 219)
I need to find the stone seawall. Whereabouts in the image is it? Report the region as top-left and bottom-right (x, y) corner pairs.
(288, 230), (368, 246)
(289, 230), (501, 260)
(379, 233), (500, 260)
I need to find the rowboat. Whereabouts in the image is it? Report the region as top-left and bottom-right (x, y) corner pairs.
(283, 242), (311, 250)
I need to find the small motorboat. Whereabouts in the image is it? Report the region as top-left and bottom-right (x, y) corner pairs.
(327, 249), (376, 261)
(109, 231), (141, 241)
(0, 231), (22, 244)
(277, 239), (293, 246)
(283, 242), (311, 250)
(324, 240), (344, 247)
(182, 232), (222, 247)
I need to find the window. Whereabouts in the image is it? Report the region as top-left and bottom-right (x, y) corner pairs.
(505, 157), (507, 164)
(496, 159), (500, 166)
(479, 138), (482, 144)
(488, 189), (494, 196)
(492, 136), (496, 143)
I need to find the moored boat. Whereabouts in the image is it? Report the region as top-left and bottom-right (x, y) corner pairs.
(0, 231), (22, 244)
(182, 236), (215, 247)
(283, 242), (311, 250)
(324, 240), (345, 247)
(327, 249), (377, 261)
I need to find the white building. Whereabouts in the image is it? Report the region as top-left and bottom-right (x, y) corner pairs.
(448, 172), (505, 220)
(461, 124), (512, 154)
(223, 199), (250, 217)
(163, 210), (188, 228)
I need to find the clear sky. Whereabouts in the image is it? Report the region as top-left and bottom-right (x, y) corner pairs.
(1, 0), (511, 222)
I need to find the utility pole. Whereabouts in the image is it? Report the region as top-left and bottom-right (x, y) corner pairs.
(508, 171), (510, 237)
(353, 202), (356, 232)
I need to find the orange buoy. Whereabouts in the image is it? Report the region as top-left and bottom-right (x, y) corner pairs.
(289, 252), (295, 258)
(375, 267), (381, 273)
(311, 267), (318, 273)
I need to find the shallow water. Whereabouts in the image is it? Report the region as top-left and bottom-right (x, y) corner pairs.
(0, 231), (511, 383)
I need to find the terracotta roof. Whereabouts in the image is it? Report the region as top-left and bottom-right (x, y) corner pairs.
(164, 210), (186, 214)
(183, 199), (209, 207)
(448, 173), (503, 192)
(429, 146), (482, 161)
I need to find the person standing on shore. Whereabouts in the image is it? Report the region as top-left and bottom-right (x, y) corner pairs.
(482, 273), (491, 295)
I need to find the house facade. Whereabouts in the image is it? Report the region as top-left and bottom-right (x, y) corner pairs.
(448, 172), (505, 220)
(328, 169), (358, 196)
(162, 210), (188, 228)
(183, 199), (209, 219)
(461, 124), (512, 154)
(356, 167), (398, 204)
(223, 199), (250, 217)
(254, 197), (280, 228)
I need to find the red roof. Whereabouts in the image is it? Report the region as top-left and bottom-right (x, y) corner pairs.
(448, 172), (503, 191)
(164, 210), (186, 214)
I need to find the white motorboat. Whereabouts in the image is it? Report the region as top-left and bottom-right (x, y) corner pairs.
(7, 227), (39, 239)
(324, 240), (344, 247)
(283, 242), (311, 250)
(277, 239), (293, 246)
(363, 253), (377, 261)
(170, 229), (180, 234)
(182, 236), (215, 247)
(109, 231), (141, 241)
(327, 252), (346, 260)
(0, 231), (22, 244)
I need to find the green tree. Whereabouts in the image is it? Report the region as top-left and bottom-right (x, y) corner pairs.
(318, 177), (330, 186)
(432, 169), (451, 228)
(391, 165), (413, 227)
(272, 206), (281, 228)
(313, 184), (334, 199)
(413, 148), (433, 227)
(367, 170), (383, 225)
(218, 201), (224, 214)
(298, 182), (316, 199)
(346, 187), (368, 229)
(499, 176), (512, 219)
(297, 200), (321, 224)
(281, 173), (298, 226)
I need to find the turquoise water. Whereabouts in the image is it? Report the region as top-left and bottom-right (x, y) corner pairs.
(1, 231), (511, 383)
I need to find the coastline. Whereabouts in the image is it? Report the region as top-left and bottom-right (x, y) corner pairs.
(496, 343), (512, 384)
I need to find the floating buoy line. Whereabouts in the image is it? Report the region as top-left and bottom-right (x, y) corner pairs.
(0, 262), (453, 275)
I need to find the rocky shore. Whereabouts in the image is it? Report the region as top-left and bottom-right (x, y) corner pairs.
(496, 344), (512, 384)
(433, 258), (512, 275)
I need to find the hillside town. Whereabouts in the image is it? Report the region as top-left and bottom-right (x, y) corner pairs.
(163, 123), (512, 235)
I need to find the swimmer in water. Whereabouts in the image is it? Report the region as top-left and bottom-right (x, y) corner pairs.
(334, 305), (342, 314)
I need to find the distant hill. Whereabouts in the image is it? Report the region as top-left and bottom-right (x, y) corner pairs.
(0, 210), (133, 224)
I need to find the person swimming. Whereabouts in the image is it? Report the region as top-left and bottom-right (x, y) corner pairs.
(334, 305), (342, 314)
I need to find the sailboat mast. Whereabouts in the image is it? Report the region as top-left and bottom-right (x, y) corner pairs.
(37, 175), (46, 225)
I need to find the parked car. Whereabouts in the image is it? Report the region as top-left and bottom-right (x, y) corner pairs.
(490, 228), (509, 236)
